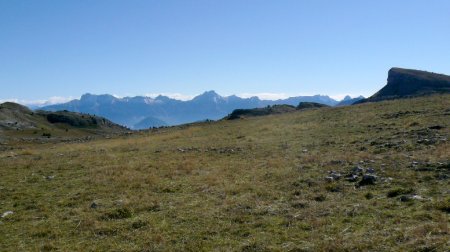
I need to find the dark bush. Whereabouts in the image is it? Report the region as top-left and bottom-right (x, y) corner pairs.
(45, 112), (98, 127)
(102, 207), (132, 220)
(387, 187), (414, 198)
(42, 132), (51, 138)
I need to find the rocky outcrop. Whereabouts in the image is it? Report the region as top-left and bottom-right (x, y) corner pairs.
(226, 102), (330, 120)
(0, 102), (37, 130)
(226, 105), (297, 120)
(357, 68), (450, 103)
(296, 102), (330, 110)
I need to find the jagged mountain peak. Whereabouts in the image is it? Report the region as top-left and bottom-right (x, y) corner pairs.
(192, 90), (223, 102)
(342, 95), (352, 101)
(154, 95), (174, 102)
(80, 93), (118, 103)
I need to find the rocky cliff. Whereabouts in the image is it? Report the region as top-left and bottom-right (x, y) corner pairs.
(358, 68), (450, 103)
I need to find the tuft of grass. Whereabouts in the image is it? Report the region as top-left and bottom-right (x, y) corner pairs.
(365, 192), (374, 199)
(387, 187), (415, 198)
(101, 207), (132, 220)
(131, 220), (148, 229)
(434, 198), (450, 213)
(313, 194), (327, 202)
(325, 183), (342, 192)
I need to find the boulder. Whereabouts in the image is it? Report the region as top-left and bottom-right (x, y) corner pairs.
(358, 174), (377, 186)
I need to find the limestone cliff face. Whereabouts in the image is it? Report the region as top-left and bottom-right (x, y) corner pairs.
(358, 68), (450, 103)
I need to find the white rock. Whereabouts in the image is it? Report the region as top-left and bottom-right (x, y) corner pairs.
(1, 211), (13, 218)
(411, 195), (424, 200)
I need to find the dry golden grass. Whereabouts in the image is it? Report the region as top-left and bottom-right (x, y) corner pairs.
(0, 94), (449, 251)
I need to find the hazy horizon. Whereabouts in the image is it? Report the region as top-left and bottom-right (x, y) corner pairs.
(0, 90), (365, 107)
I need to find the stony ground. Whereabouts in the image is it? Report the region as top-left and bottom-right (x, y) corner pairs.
(0, 94), (449, 251)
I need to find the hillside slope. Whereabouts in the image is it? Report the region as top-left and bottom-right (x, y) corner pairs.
(0, 102), (40, 130)
(1, 94), (449, 251)
(226, 104), (297, 120)
(358, 68), (450, 103)
(226, 102), (330, 120)
(0, 102), (128, 143)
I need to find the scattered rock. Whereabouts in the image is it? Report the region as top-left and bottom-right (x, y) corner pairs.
(90, 202), (99, 209)
(1, 211), (13, 218)
(351, 166), (364, 175)
(325, 176), (335, 182)
(325, 170), (342, 182)
(345, 174), (359, 182)
(358, 174), (377, 186)
(382, 177), (393, 183)
(366, 167), (376, 174)
(330, 171), (341, 179)
(411, 195), (424, 200)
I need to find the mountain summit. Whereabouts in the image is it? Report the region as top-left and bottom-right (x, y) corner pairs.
(192, 91), (223, 102)
(358, 68), (450, 103)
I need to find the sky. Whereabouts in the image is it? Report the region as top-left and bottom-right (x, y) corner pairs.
(1, 0), (449, 104)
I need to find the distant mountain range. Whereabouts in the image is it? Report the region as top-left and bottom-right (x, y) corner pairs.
(7, 67), (450, 130)
(336, 95), (365, 106)
(41, 92), (361, 129)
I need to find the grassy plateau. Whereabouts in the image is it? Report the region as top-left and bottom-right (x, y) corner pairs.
(0, 95), (449, 251)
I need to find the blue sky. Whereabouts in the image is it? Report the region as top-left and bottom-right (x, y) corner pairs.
(1, 0), (449, 104)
